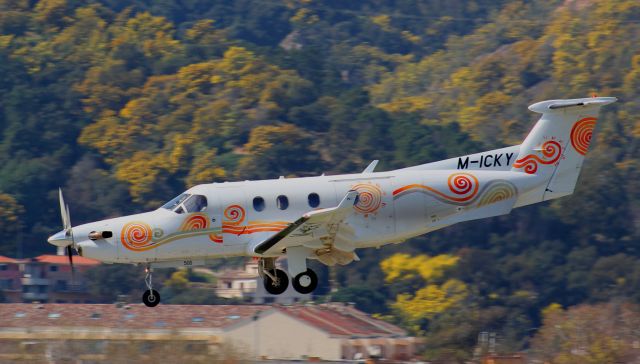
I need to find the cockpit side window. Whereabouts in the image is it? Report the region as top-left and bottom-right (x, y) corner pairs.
(183, 195), (208, 213)
(162, 194), (190, 210)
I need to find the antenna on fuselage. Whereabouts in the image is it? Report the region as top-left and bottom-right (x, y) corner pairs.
(362, 160), (379, 174)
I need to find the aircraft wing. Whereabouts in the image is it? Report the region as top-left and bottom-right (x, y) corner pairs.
(252, 190), (359, 256)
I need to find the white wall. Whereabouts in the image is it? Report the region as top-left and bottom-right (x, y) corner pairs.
(224, 311), (343, 361)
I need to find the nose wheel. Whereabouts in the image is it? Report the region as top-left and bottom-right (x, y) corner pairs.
(292, 269), (318, 294)
(142, 266), (160, 307)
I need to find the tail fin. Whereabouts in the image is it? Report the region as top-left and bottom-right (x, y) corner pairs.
(512, 97), (617, 204)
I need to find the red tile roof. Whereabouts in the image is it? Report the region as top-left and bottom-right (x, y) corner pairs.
(35, 255), (100, 266)
(0, 256), (17, 264)
(0, 303), (407, 338)
(0, 303), (268, 330)
(277, 304), (406, 337)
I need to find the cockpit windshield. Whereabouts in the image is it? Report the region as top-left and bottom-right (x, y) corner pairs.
(183, 195), (208, 212)
(162, 194), (190, 210)
(161, 193), (208, 214)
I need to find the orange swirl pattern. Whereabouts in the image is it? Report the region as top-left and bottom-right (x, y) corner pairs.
(351, 183), (383, 214)
(477, 181), (517, 207)
(393, 172), (479, 204)
(180, 213), (223, 244)
(570, 117), (597, 155)
(513, 140), (562, 174)
(210, 233), (223, 244)
(221, 204), (287, 236)
(121, 222), (153, 251)
(223, 221), (290, 235)
(180, 213), (209, 231)
(224, 205), (245, 225)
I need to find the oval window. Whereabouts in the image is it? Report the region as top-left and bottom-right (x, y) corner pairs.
(253, 197), (265, 212)
(276, 195), (289, 210)
(308, 193), (320, 208)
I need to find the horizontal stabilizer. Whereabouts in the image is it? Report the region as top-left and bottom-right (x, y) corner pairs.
(529, 97), (617, 113)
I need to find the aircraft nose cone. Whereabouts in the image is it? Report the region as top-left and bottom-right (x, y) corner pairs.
(48, 229), (72, 247)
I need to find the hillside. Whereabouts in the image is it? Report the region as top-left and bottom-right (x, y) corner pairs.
(1, 0), (640, 360)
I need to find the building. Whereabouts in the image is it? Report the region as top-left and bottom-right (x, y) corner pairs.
(0, 255), (100, 303)
(214, 259), (309, 304)
(226, 303), (418, 361)
(0, 256), (21, 303)
(0, 302), (418, 362)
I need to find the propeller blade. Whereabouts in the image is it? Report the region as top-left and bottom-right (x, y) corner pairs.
(59, 188), (68, 229)
(66, 245), (75, 282)
(65, 203), (72, 229)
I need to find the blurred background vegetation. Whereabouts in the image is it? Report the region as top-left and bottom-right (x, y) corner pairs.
(1, 0), (640, 361)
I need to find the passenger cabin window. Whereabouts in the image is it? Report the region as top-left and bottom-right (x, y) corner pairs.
(277, 195), (289, 210)
(308, 193), (320, 208)
(253, 197), (265, 212)
(161, 193), (207, 214)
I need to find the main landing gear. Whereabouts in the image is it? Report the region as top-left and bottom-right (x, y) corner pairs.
(142, 265), (160, 307)
(259, 258), (289, 295)
(292, 269), (318, 294)
(259, 257), (318, 295)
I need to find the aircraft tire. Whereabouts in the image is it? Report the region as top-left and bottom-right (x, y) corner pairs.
(142, 289), (161, 307)
(263, 269), (289, 295)
(292, 269), (318, 294)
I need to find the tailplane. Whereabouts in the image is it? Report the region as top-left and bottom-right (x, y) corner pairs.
(512, 96), (617, 205)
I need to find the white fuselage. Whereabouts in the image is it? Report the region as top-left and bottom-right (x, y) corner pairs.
(74, 165), (542, 266)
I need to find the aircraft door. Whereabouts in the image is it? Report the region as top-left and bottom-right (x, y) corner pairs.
(217, 186), (248, 251)
(154, 192), (222, 261)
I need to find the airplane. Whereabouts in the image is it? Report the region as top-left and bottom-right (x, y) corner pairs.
(48, 96), (617, 307)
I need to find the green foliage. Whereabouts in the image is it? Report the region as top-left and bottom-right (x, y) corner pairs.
(331, 285), (388, 314)
(84, 264), (144, 302)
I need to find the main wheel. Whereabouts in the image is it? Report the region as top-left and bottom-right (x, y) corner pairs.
(292, 269), (318, 294)
(263, 269), (289, 295)
(142, 289), (160, 307)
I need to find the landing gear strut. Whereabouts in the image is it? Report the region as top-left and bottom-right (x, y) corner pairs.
(259, 258), (289, 295)
(286, 246), (318, 294)
(142, 265), (160, 307)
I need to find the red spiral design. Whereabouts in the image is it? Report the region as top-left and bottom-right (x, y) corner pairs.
(513, 140), (562, 174)
(448, 174), (474, 195)
(541, 140), (562, 163)
(352, 183), (383, 214)
(570, 117), (597, 155)
(224, 205), (245, 225)
(446, 173), (479, 202)
(121, 222), (153, 251)
(181, 214), (209, 231)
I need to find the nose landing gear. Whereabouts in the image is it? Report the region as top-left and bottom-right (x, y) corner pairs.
(142, 265), (160, 307)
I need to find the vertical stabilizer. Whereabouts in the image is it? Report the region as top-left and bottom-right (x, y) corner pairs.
(512, 97), (617, 205)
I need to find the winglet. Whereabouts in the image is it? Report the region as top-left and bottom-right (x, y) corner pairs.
(362, 160), (379, 174)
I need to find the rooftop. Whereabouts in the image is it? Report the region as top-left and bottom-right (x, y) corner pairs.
(0, 303), (267, 330)
(0, 256), (17, 264)
(0, 255), (101, 266)
(33, 255), (100, 266)
(0, 303), (407, 338)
